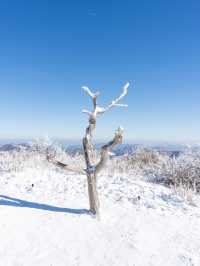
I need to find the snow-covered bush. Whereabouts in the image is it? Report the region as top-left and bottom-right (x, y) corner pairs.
(107, 148), (200, 194)
(1, 141), (200, 195)
(134, 149), (200, 193)
(132, 148), (160, 165)
(0, 139), (85, 174)
(163, 153), (200, 192)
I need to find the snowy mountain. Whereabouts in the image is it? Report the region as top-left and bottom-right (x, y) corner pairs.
(51, 142), (188, 157)
(0, 140), (193, 157)
(0, 143), (31, 152)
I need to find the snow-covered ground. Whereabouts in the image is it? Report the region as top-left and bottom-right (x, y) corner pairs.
(1, 148), (200, 266)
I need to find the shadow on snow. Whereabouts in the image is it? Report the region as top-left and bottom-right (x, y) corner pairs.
(0, 195), (89, 215)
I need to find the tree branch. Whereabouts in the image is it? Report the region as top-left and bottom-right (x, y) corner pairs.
(106, 82), (129, 111)
(82, 82), (129, 119)
(82, 86), (100, 99)
(82, 83), (129, 172)
(95, 127), (124, 174)
(47, 154), (85, 175)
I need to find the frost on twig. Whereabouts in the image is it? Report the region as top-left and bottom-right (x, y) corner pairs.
(82, 86), (100, 99)
(106, 82), (129, 110)
(82, 109), (92, 116)
(82, 82), (129, 119)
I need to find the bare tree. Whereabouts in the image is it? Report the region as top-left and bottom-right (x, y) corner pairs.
(48, 83), (129, 217)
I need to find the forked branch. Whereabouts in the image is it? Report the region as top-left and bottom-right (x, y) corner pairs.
(95, 127), (124, 174)
(82, 82), (129, 119)
(47, 154), (85, 175)
(82, 83), (129, 175)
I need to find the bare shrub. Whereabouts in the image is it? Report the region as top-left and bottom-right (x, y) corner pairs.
(109, 148), (200, 194)
(164, 154), (200, 193)
(130, 148), (160, 166)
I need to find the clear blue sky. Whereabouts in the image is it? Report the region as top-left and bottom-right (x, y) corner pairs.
(0, 0), (200, 142)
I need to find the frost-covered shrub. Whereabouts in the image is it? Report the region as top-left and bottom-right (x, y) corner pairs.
(128, 148), (160, 167)
(109, 148), (200, 194)
(0, 140), (85, 173)
(164, 153), (200, 192)
(0, 149), (46, 172)
(141, 150), (200, 193)
(1, 140), (200, 194)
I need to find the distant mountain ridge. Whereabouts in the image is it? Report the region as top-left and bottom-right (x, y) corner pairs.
(0, 141), (192, 157)
(0, 143), (31, 152)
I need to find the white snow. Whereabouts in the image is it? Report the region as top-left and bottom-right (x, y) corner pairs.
(1, 149), (200, 266)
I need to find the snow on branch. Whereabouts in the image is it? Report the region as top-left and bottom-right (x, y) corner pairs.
(82, 109), (92, 116)
(82, 82), (129, 118)
(82, 86), (100, 99)
(106, 82), (129, 110)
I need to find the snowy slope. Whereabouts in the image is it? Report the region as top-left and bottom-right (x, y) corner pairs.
(0, 150), (200, 266)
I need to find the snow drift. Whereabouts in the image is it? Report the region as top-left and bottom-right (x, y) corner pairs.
(0, 142), (200, 266)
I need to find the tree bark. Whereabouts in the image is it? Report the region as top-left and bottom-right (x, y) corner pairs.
(86, 172), (99, 215)
(83, 120), (100, 215)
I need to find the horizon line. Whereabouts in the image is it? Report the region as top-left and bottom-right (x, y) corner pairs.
(0, 137), (200, 145)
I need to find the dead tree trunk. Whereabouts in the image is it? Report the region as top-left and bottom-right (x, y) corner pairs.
(81, 84), (128, 216)
(83, 138), (99, 214)
(47, 83), (129, 217)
